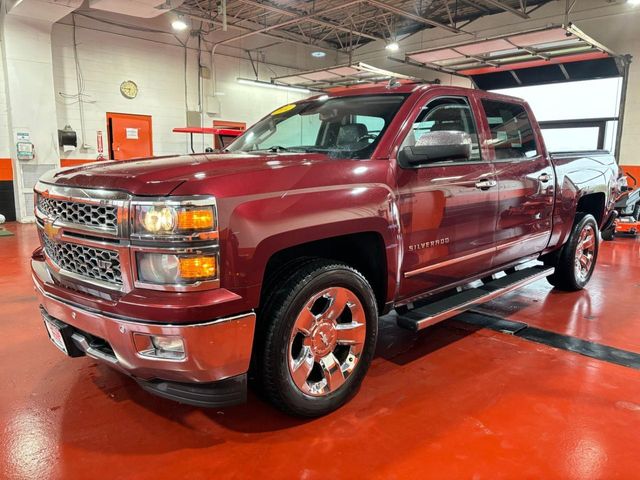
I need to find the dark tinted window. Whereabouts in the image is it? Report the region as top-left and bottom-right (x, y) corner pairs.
(481, 99), (538, 160)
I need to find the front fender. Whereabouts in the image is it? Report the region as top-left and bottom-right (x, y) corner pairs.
(217, 184), (399, 308)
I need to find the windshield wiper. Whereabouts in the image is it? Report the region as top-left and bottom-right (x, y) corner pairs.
(252, 146), (310, 153)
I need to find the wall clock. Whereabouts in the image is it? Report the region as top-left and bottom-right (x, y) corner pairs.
(120, 80), (138, 99)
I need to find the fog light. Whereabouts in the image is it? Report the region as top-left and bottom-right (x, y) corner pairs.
(134, 333), (185, 360)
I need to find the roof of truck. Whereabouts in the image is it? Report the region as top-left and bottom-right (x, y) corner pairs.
(306, 82), (528, 106)
(314, 81), (431, 98)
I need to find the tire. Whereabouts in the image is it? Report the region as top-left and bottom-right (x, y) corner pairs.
(257, 259), (378, 417)
(601, 226), (615, 241)
(546, 213), (599, 291)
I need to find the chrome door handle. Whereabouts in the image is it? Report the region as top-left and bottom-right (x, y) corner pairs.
(538, 173), (551, 183)
(475, 179), (497, 190)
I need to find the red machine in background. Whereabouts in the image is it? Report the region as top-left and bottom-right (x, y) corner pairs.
(173, 120), (246, 153)
(603, 172), (640, 240)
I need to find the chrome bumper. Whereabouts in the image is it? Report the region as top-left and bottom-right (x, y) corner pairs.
(33, 260), (256, 385)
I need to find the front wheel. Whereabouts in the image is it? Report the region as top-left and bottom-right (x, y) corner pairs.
(257, 260), (378, 417)
(546, 213), (599, 291)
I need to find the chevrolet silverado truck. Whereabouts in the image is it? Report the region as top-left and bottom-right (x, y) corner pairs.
(32, 84), (620, 416)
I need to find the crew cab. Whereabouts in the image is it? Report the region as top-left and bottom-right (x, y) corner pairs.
(32, 84), (620, 416)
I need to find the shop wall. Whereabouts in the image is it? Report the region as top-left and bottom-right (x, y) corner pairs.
(51, 22), (310, 166)
(0, 50), (13, 221)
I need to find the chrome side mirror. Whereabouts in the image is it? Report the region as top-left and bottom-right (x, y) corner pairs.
(399, 131), (472, 167)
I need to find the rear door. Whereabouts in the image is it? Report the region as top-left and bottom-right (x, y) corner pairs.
(395, 93), (499, 299)
(478, 97), (554, 268)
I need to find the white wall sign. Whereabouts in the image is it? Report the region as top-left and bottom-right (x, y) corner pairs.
(126, 128), (139, 140)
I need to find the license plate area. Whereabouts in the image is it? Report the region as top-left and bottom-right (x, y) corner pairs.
(41, 309), (84, 357)
(44, 316), (69, 354)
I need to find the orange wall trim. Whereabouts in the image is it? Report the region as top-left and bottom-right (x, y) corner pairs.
(0, 158), (13, 182)
(60, 159), (97, 168)
(1, 158), (100, 182)
(2, 158), (100, 181)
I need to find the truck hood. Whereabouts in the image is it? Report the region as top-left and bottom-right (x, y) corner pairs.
(44, 153), (351, 197)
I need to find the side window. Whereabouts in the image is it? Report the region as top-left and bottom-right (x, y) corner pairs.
(401, 97), (481, 162)
(481, 99), (538, 160)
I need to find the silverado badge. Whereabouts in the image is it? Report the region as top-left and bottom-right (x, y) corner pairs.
(409, 237), (450, 251)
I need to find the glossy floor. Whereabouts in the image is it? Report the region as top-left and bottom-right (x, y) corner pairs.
(2, 223), (639, 479)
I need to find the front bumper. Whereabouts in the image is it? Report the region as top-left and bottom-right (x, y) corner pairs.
(33, 258), (256, 406)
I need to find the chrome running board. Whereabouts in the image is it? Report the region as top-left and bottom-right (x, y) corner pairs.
(396, 265), (554, 332)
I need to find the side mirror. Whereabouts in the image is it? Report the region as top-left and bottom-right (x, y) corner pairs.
(398, 131), (472, 167)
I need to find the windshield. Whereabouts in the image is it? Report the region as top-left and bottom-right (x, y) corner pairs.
(226, 94), (408, 159)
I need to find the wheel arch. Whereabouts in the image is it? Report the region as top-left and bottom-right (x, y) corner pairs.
(576, 192), (606, 226)
(259, 230), (390, 312)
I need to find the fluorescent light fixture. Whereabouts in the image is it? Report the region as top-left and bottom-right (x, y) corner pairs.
(311, 51), (327, 58)
(171, 15), (188, 31)
(236, 78), (311, 94)
(385, 42), (400, 52)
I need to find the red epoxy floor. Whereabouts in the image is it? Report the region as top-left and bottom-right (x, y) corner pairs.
(2, 223), (640, 479)
(474, 236), (640, 352)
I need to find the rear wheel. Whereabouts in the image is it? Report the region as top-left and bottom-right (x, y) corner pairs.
(257, 260), (378, 417)
(546, 213), (599, 291)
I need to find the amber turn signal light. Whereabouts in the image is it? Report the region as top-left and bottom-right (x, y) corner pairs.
(178, 256), (217, 279)
(177, 208), (215, 231)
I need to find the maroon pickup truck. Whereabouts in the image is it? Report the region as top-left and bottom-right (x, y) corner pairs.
(32, 84), (620, 416)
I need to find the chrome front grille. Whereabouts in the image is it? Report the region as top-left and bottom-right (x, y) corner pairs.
(34, 180), (219, 295)
(40, 232), (123, 286)
(37, 194), (118, 231)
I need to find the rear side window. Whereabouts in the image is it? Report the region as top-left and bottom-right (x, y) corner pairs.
(481, 100), (538, 160)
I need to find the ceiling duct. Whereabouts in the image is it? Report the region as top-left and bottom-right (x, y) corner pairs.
(89, 0), (185, 18)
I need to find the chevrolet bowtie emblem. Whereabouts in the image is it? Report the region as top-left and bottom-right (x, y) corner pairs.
(43, 219), (62, 240)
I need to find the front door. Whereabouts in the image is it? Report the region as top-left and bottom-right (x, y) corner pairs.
(478, 98), (554, 268)
(107, 113), (153, 160)
(396, 94), (499, 300)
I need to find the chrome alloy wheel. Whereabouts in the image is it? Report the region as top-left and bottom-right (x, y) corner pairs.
(574, 224), (596, 282)
(288, 287), (367, 397)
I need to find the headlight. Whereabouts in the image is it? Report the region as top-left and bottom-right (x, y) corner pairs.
(137, 252), (218, 285)
(131, 197), (219, 290)
(133, 204), (216, 237)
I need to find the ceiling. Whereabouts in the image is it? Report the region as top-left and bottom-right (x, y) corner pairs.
(395, 23), (626, 88)
(176, 0), (553, 52)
